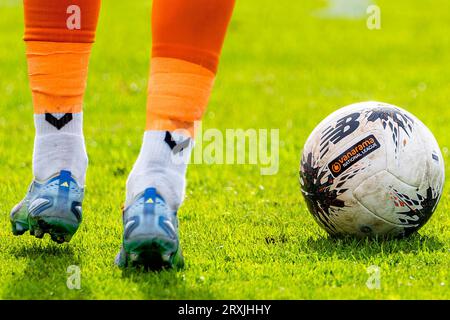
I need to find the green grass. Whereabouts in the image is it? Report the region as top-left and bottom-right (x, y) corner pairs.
(0, 0), (449, 299)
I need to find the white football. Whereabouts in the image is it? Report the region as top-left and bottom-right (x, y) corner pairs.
(300, 101), (445, 238)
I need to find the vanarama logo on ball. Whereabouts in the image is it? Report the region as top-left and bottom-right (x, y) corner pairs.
(328, 134), (381, 177)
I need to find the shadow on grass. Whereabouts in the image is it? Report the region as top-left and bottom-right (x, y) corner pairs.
(2, 241), (91, 299)
(120, 266), (215, 300)
(10, 243), (75, 259)
(304, 233), (445, 261)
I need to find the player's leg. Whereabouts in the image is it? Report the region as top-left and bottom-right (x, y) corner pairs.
(116, 0), (235, 269)
(10, 0), (101, 243)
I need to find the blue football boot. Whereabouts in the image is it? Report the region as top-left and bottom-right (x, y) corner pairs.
(115, 187), (184, 270)
(10, 170), (83, 244)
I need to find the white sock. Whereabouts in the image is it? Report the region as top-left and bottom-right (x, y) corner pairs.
(126, 131), (193, 210)
(33, 113), (88, 186)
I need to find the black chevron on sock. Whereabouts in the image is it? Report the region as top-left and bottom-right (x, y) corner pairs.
(164, 131), (191, 154)
(45, 113), (73, 130)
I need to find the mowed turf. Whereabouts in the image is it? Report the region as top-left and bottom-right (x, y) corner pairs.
(0, 0), (449, 299)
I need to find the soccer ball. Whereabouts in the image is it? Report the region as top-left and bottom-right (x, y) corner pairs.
(299, 101), (445, 238)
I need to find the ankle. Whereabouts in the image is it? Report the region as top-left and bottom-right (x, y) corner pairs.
(126, 169), (185, 210)
(33, 112), (88, 185)
(125, 130), (193, 209)
(33, 133), (88, 185)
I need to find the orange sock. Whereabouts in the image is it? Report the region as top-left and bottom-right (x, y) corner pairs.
(24, 0), (101, 114)
(147, 0), (235, 137)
